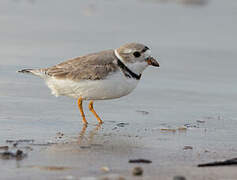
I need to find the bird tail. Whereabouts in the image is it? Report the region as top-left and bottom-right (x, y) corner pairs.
(18, 69), (34, 74)
(18, 68), (46, 78)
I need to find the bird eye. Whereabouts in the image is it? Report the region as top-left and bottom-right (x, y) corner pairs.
(133, 51), (141, 58)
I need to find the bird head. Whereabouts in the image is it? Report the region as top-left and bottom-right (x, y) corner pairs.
(114, 43), (159, 75)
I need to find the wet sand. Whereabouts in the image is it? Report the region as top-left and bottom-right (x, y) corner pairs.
(1, 0), (237, 179)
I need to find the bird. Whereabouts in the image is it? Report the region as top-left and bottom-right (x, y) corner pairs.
(18, 43), (160, 125)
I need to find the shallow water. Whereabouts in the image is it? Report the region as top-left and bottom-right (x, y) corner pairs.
(1, 0), (237, 179)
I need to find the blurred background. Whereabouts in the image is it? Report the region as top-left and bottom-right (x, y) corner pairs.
(0, 0), (237, 179)
(1, 0), (236, 66)
(1, 0), (237, 140)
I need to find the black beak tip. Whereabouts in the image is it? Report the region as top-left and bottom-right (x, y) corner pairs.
(153, 62), (160, 67)
(146, 57), (160, 67)
(151, 59), (160, 67)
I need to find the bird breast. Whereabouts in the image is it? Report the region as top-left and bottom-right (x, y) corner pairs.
(45, 70), (139, 100)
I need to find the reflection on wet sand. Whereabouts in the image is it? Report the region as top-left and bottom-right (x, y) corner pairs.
(44, 124), (103, 153)
(78, 124), (102, 145)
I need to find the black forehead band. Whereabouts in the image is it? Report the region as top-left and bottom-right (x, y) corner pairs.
(141, 46), (149, 53)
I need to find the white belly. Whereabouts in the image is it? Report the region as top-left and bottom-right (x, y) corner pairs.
(45, 71), (139, 100)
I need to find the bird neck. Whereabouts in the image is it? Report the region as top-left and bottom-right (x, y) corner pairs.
(114, 50), (141, 80)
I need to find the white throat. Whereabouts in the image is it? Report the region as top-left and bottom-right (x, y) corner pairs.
(114, 49), (148, 75)
(127, 62), (147, 75)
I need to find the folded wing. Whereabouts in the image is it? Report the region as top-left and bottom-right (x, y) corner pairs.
(45, 50), (118, 81)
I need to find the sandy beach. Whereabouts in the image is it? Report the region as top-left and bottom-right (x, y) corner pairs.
(1, 0), (237, 179)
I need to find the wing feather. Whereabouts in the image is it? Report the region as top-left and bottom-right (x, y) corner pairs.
(45, 49), (118, 81)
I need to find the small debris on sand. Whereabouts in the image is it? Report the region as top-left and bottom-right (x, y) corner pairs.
(99, 174), (126, 180)
(0, 146), (9, 150)
(184, 124), (199, 128)
(116, 123), (129, 127)
(178, 126), (187, 131)
(24, 146), (33, 151)
(198, 158), (237, 167)
(6, 139), (34, 144)
(136, 110), (149, 115)
(101, 166), (110, 173)
(196, 120), (205, 123)
(0, 149), (27, 160)
(56, 132), (64, 139)
(29, 165), (71, 171)
(80, 146), (91, 149)
(129, 159), (152, 164)
(183, 146), (193, 150)
(161, 128), (176, 132)
(173, 176), (186, 180)
(112, 127), (118, 130)
(160, 126), (187, 132)
(132, 167), (143, 176)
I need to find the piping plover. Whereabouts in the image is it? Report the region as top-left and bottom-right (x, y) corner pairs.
(19, 43), (159, 125)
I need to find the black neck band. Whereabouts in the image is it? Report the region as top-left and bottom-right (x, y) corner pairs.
(114, 53), (141, 80)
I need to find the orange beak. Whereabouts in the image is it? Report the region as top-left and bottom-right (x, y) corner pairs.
(146, 57), (160, 67)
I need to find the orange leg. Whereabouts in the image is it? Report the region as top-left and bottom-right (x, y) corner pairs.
(77, 97), (88, 125)
(88, 101), (103, 124)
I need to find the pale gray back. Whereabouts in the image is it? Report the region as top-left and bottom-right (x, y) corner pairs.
(44, 50), (118, 81)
